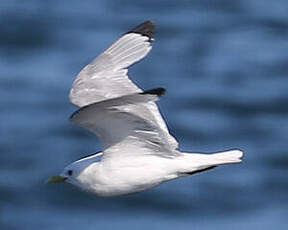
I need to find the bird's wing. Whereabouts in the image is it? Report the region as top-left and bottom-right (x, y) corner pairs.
(69, 20), (178, 150)
(70, 88), (179, 159)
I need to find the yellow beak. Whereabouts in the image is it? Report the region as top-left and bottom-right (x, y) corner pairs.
(46, 175), (67, 184)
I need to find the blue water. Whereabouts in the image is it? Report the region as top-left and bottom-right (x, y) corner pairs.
(1, 1), (288, 229)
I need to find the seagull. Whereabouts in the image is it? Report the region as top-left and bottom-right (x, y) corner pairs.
(47, 21), (243, 196)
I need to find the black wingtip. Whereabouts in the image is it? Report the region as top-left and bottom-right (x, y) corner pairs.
(141, 87), (166, 97)
(127, 20), (155, 42)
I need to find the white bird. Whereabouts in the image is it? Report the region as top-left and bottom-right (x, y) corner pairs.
(48, 21), (243, 196)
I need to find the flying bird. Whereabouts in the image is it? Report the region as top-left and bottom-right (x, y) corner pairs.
(48, 21), (243, 196)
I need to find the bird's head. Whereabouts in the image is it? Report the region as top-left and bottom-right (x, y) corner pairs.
(46, 164), (79, 184)
(47, 153), (102, 186)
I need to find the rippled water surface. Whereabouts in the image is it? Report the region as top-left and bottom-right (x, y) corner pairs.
(1, 1), (288, 229)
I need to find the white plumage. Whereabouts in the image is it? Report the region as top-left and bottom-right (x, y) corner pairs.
(48, 21), (243, 196)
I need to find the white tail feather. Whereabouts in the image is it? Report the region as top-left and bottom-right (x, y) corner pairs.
(181, 149), (243, 174)
(209, 149), (243, 165)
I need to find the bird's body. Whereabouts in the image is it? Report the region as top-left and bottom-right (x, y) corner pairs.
(48, 21), (243, 196)
(69, 153), (179, 196)
(65, 149), (242, 196)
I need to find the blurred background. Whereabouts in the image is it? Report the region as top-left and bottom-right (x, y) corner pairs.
(1, 0), (288, 229)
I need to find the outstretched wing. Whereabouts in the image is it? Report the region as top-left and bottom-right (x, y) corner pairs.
(70, 88), (179, 159)
(69, 21), (178, 150)
(69, 21), (154, 106)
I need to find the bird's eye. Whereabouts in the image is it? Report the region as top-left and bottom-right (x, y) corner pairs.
(67, 170), (73, 176)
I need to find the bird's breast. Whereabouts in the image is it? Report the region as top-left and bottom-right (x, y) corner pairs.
(79, 160), (176, 196)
